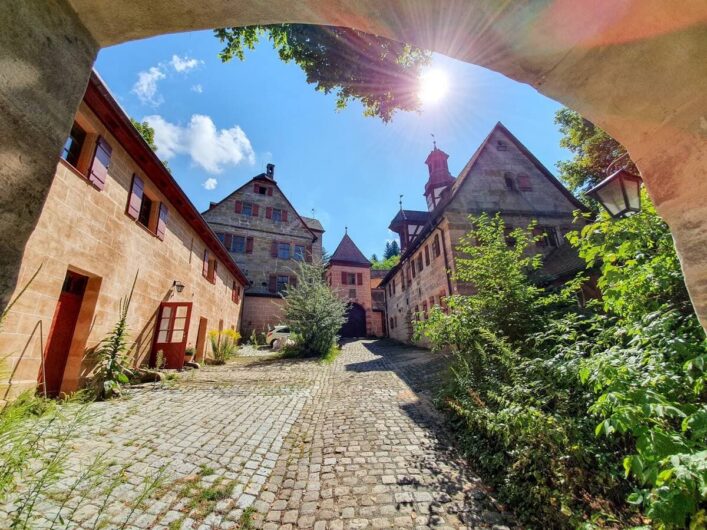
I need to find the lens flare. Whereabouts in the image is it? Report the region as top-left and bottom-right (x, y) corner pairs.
(418, 68), (450, 104)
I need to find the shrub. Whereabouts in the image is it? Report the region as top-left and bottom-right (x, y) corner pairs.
(282, 260), (347, 357)
(208, 329), (240, 364)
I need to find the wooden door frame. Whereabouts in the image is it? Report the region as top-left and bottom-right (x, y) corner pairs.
(150, 301), (192, 369)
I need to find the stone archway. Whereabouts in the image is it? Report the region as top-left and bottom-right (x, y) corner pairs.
(2, 1), (706, 324)
(341, 303), (367, 338)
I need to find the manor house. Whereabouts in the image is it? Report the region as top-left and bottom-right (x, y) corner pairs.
(382, 123), (587, 343)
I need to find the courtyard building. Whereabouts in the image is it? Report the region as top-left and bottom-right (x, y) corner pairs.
(382, 123), (587, 343)
(202, 167), (324, 338)
(327, 232), (386, 338)
(0, 72), (247, 402)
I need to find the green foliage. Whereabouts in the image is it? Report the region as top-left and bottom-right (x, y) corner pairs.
(85, 274), (138, 399)
(208, 329), (241, 365)
(416, 206), (706, 528)
(130, 117), (170, 171)
(383, 240), (400, 259)
(371, 254), (400, 270)
(282, 260), (347, 357)
(215, 25), (429, 122)
(554, 108), (637, 196)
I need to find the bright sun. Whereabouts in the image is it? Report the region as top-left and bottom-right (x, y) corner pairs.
(418, 68), (450, 104)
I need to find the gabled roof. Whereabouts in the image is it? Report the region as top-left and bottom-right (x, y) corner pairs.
(329, 233), (371, 267)
(302, 216), (324, 232)
(85, 72), (248, 285)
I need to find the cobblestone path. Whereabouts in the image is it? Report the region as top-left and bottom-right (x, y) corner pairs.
(4, 340), (515, 529)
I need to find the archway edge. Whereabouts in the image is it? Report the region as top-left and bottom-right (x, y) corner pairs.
(3, 0), (707, 325)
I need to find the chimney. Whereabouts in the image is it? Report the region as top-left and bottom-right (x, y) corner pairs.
(266, 163), (275, 180)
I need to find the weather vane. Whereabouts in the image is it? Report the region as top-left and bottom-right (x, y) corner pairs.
(399, 194), (404, 211)
(311, 208), (316, 218)
(431, 133), (437, 149)
(345, 226), (348, 234)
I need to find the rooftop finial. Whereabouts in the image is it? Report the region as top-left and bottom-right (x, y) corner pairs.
(311, 208), (316, 219)
(399, 194), (404, 211)
(431, 133), (437, 150)
(345, 226), (348, 235)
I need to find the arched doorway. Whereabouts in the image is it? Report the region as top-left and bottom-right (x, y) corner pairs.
(341, 303), (367, 338)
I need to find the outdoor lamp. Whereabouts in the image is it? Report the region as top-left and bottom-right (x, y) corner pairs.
(586, 168), (642, 219)
(172, 280), (185, 293)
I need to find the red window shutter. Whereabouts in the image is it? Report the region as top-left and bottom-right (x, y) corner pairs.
(267, 187), (273, 196)
(202, 249), (209, 278)
(424, 245), (430, 266)
(232, 281), (237, 302)
(234, 201), (242, 214)
(89, 136), (112, 190)
(246, 237), (254, 254)
(282, 210), (288, 222)
(224, 233), (233, 250)
(341, 271), (347, 284)
(518, 174), (532, 191)
(357, 273), (363, 285)
(126, 174), (144, 220)
(266, 207), (272, 219)
(305, 245), (312, 263)
(156, 203), (168, 240)
(271, 241), (278, 258)
(252, 204), (260, 217)
(268, 275), (276, 293)
(253, 183), (259, 193)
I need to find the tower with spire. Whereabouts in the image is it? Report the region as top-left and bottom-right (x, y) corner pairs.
(423, 140), (455, 211)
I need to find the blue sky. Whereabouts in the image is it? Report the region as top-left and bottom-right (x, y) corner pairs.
(95, 30), (571, 258)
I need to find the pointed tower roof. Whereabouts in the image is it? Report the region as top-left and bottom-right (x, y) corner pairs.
(329, 232), (371, 267)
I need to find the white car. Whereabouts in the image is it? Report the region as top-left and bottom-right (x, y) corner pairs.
(266, 325), (291, 349)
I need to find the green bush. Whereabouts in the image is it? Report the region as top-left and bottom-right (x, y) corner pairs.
(282, 260), (347, 357)
(417, 208), (707, 528)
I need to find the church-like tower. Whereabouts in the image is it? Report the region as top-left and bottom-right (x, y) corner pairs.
(423, 144), (455, 211)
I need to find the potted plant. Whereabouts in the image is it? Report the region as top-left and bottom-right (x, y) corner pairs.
(184, 346), (195, 359)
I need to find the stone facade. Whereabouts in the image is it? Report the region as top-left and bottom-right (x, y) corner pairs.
(203, 170), (323, 336)
(383, 123), (586, 343)
(0, 74), (246, 402)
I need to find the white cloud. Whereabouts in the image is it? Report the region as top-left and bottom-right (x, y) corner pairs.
(191, 84), (203, 93)
(132, 66), (166, 106)
(170, 55), (201, 73)
(144, 114), (255, 174)
(202, 178), (218, 190)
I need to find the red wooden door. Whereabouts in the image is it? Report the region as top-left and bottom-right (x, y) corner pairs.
(40, 272), (87, 396)
(151, 302), (192, 369)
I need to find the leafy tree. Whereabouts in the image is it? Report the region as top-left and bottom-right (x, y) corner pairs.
(372, 255), (400, 270)
(555, 108), (637, 195)
(282, 260), (347, 357)
(383, 240), (400, 259)
(130, 118), (170, 171)
(215, 25), (430, 122)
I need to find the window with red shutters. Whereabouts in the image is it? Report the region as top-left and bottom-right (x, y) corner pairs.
(282, 210), (288, 222)
(246, 237), (254, 254)
(424, 245), (430, 266)
(266, 207), (273, 219)
(271, 241), (278, 258)
(433, 234), (441, 258)
(202, 249), (209, 278)
(234, 201), (242, 214)
(126, 174), (144, 220)
(267, 187), (273, 196)
(88, 136), (112, 190)
(156, 203), (168, 241)
(517, 173), (532, 191)
(356, 273), (363, 286)
(254, 183), (260, 193)
(252, 204), (260, 217)
(417, 254), (423, 272)
(268, 275), (277, 293)
(232, 281), (239, 303)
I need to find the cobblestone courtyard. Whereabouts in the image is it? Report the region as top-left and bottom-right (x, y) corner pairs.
(5, 340), (515, 529)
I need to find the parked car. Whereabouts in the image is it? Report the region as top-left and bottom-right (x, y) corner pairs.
(266, 325), (290, 349)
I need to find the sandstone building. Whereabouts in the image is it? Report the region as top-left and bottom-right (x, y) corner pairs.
(326, 232), (385, 338)
(0, 73), (247, 401)
(382, 123), (586, 342)
(202, 169), (323, 337)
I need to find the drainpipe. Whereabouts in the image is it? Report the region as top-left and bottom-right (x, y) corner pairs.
(437, 226), (454, 296)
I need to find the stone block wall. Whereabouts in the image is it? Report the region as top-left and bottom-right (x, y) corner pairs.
(241, 295), (286, 339)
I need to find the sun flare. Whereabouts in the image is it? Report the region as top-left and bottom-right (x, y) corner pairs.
(418, 68), (450, 104)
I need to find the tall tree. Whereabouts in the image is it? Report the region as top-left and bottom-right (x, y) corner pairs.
(370, 253), (379, 263)
(383, 240), (400, 259)
(215, 25), (430, 122)
(555, 108), (637, 195)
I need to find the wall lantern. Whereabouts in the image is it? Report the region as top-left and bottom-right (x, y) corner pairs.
(586, 168), (642, 219)
(172, 280), (185, 293)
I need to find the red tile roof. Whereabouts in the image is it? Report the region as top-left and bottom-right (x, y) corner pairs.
(329, 233), (370, 267)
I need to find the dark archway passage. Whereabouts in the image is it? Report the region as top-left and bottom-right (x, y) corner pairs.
(341, 303), (367, 338)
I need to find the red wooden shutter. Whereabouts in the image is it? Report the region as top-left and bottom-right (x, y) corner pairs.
(126, 174), (144, 220)
(202, 249), (209, 278)
(267, 187), (273, 196)
(224, 233), (233, 251)
(517, 174), (532, 191)
(88, 137), (111, 190)
(246, 237), (254, 254)
(254, 183), (259, 193)
(268, 275), (276, 293)
(234, 201), (242, 214)
(305, 245), (312, 263)
(252, 204), (260, 217)
(271, 241), (278, 258)
(341, 271), (347, 284)
(156, 203), (168, 240)
(424, 245), (430, 266)
(282, 210), (288, 222)
(357, 273), (363, 285)
(232, 281), (237, 302)
(266, 207), (272, 219)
